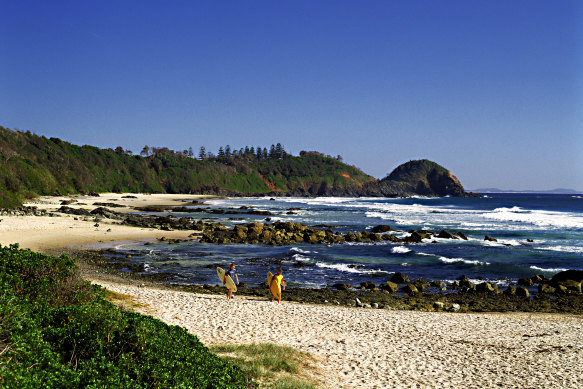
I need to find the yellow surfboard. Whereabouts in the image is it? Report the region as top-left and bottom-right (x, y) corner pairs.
(217, 267), (237, 292)
(267, 271), (281, 300)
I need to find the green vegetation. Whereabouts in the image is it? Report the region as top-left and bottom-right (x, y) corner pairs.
(210, 343), (317, 389)
(0, 126), (373, 208)
(0, 244), (253, 388)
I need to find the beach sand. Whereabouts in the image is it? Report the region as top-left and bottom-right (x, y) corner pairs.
(0, 193), (208, 251)
(2, 194), (583, 388)
(91, 279), (583, 388)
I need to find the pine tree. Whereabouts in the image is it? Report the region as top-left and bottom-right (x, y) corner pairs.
(256, 146), (262, 160)
(198, 146), (206, 160)
(269, 144), (275, 159)
(225, 145), (231, 157)
(218, 147), (225, 158)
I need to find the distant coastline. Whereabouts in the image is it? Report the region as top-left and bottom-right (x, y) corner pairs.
(473, 188), (582, 195)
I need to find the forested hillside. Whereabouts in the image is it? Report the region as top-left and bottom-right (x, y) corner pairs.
(0, 126), (373, 207)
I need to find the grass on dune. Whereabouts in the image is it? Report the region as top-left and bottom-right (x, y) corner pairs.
(210, 343), (318, 389)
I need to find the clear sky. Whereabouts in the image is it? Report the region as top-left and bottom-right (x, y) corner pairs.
(1, 1), (582, 191)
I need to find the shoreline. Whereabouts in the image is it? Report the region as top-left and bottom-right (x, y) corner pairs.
(0, 193), (210, 251)
(2, 193), (582, 315)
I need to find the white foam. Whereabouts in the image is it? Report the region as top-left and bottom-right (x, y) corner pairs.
(291, 254), (311, 262)
(315, 262), (390, 274)
(483, 207), (583, 229)
(535, 245), (583, 254)
(290, 247), (312, 254)
(529, 265), (569, 273)
(391, 246), (412, 254)
(438, 256), (490, 266)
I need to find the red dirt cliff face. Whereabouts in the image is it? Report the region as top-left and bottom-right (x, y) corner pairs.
(449, 172), (462, 187)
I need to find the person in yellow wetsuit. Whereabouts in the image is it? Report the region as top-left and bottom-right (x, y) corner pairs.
(270, 268), (286, 304)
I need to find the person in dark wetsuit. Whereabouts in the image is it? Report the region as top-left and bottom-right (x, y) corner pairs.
(224, 263), (239, 300)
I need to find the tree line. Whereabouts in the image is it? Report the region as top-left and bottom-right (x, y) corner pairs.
(138, 143), (289, 162)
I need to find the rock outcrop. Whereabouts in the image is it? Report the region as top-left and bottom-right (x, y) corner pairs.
(361, 159), (475, 197)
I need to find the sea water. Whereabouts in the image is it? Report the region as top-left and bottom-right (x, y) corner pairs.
(113, 194), (583, 288)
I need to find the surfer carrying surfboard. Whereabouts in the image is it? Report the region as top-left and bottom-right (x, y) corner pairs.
(224, 263), (239, 300)
(269, 268), (285, 304)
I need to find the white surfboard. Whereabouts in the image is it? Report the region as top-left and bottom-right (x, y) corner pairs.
(217, 267), (237, 292)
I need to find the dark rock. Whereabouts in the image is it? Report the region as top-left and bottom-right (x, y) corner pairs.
(413, 279), (430, 292)
(360, 281), (376, 290)
(556, 280), (582, 295)
(518, 278), (534, 287)
(484, 235), (497, 242)
(476, 282), (496, 293)
(459, 277), (475, 290)
(383, 234), (402, 242)
(437, 230), (456, 239)
(456, 232), (468, 240)
(530, 274), (545, 284)
(391, 272), (410, 284)
(333, 283), (352, 291)
(538, 284), (556, 294)
(504, 286), (516, 295)
(371, 225), (393, 233)
(551, 270), (583, 284)
(58, 206), (91, 216)
(380, 281), (399, 293)
(372, 159), (468, 197)
(403, 231), (424, 244)
(430, 280), (443, 288)
(94, 202), (125, 208)
(515, 287), (530, 298)
(402, 284), (419, 294)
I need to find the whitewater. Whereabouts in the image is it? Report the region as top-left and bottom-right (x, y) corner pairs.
(116, 193), (583, 288)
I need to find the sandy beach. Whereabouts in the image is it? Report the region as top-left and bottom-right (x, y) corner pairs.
(2, 193), (583, 388)
(0, 193), (208, 251)
(91, 279), (583, 388)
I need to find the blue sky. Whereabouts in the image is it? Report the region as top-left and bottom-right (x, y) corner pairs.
(1, 1), (582, 191)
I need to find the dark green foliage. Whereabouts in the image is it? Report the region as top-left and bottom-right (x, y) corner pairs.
(0, 244), (252, 388)
(0, 126), (374, 207)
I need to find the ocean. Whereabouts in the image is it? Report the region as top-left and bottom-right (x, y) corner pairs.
(110, 194), (583, 289)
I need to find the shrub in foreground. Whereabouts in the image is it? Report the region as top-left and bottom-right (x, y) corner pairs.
(0, 244), (253, 388)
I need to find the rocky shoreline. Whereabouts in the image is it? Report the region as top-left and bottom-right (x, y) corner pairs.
(11, 197), (581, 315)
(64, 247), (583, 315)
(4, 194), (582, 315)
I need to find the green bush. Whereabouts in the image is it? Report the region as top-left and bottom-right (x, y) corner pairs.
(0, 244), (253, 388)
